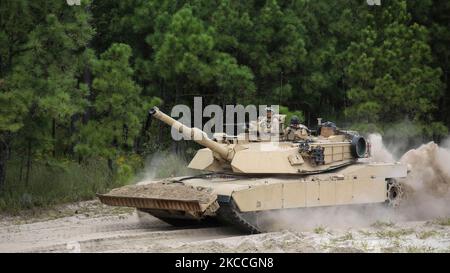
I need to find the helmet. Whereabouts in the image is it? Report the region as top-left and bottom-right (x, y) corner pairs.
(290, 116), (300, 125)
(322, 121), (336, 129)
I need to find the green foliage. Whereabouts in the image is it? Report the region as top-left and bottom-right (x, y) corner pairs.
(0, 87), (29, 133)
(1, 0), (95, 161)
(115, 154), (144, 184)
(75, 43), (147, 159)
(343, 1), (443, 127)
(0, 158), (122, 212)
(279, 106), (305, 125)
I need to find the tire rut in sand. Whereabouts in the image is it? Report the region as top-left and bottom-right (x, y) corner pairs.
(0, 213), (174, 252)
(0, 210), (243, 253)
(26, 226), (241, 253)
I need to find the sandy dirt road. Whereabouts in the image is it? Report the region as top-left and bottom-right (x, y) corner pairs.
(1, 200), (450, 253)
(0, 200), (242, 253)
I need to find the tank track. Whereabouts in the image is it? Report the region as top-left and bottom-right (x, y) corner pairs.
(137, 209), (219, 228)
(218, 200), (262, 234)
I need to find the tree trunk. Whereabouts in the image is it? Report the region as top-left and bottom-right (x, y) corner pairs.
(25, 140), (32, 188)
(52, 118), (56, 157)
(19, 154), (25, 183)
(0, 138), (9, 192)
(107, 158), (113, 172)
(69, 113), (81, 157)
(82, 67), (93, 124)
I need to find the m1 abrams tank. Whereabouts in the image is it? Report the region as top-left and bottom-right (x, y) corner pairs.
(97, 107), (407, 233)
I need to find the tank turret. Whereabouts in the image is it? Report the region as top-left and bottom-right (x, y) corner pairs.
(149, 107), (369, 174)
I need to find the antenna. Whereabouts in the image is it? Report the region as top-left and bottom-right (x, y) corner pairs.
(279, 71), (283, 106)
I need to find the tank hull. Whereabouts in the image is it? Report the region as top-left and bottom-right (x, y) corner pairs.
(97, 162), (407, 233)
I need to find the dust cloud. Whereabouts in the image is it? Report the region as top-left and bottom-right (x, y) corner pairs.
(396, 138), (450, 220)
(134, 151), (196, 185)
(259, 134), (450, 232)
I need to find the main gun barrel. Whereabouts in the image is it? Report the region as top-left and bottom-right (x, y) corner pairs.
(149, 107), (233, 161)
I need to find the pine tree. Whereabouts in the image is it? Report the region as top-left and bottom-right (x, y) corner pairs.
(74, 43), (159, 168)
(343, 1), (444, 137)
(0, 0), (94, 189)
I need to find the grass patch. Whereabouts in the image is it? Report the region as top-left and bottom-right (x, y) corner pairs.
(358, 241), (369, 252)
(371, 220), (395, 228)
(375, 228), (414, 239)
(390, 239), (402, 249)
(416, 230), (438, 240)
(434, 218), (450, 226)
(405, 246), (436, 253)
(0, 157), (135, 213)
(314, 226), (326, 234)
(331, 232), (354, 244)
(358, 230), (373, 236)
(341, 232), (353, 241)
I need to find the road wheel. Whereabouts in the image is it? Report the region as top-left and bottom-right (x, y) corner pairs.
(386, 179), (405, 207)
